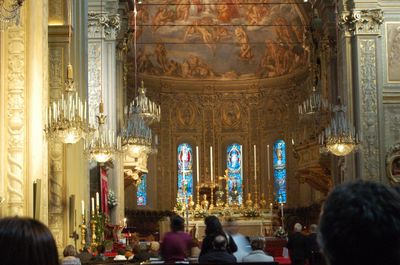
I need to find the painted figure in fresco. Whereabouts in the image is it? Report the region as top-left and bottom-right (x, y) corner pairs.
(235, 27), (253, 60)
(184, 19), (216, 55)
(152, 7), (174, 32)
(155, 43), (168, 71)
(176, 0), (191, 21)
(257, 41), (278, 78)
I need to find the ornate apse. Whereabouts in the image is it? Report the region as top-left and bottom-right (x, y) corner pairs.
(121, 0), (337, 209)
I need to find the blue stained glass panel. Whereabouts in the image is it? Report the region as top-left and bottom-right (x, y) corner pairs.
(177, 143), (193, 203)
(137, 174), (147, 206)
(227, 143), (243, 206)
(273, 140), (287, 203)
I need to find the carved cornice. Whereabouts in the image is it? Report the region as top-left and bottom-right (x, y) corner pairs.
(339, 9), (383, 36)
(88, 12), (120, 40)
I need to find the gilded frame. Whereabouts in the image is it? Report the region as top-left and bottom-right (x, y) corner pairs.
(386, 144), (400, 184)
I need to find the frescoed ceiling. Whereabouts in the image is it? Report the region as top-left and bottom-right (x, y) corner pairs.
(127, 0), (310, 81)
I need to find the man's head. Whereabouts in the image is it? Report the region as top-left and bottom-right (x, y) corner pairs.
(212, 235), (227, 251)
(319, 181), (400, 265)
(250, 237), (266, 251)
(293, 223), (302, 233)
(170, 215), (185, 232)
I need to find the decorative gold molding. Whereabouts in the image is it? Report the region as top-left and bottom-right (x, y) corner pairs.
(88, 12), (120, 40)
(7, 27), (25, 216)
(340, 9), (383, 36)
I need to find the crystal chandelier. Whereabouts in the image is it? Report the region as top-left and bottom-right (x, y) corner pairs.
(122, 104), (152, 158)
(319, 98), (360, 156)
(135, 80), (161, 126)
(298, 85), (329, 116)
(45, 64), (92, 144)
(84, 101), (120, 163)
(0, 0), (24, 30)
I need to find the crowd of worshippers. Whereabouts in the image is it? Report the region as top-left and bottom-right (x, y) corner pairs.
(1, 180), (400, 265)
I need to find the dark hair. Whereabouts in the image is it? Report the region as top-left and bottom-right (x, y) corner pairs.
(0, 217), (59, 265)
(170, 215), (184, 232)
(204, 215), (223, 236)
(250, 238), (265, 251)
(97, 244), (105, 254)
(319, 181), (400, 265)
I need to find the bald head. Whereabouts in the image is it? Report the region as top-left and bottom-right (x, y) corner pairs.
(212, 235), (227, 250)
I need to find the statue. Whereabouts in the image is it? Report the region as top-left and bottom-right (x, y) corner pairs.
(188, 195), (195, 210)
(260, 193), (267, 209)
(215, 185), (225, 208)
(201, 194), (209, 210)
(245, 193), (253, 209)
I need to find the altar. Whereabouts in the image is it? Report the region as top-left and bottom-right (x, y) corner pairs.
(188, 213), (275, 239)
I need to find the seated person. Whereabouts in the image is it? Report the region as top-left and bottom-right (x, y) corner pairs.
(160, 215), (192, 262)
(93, 244), (107, 261)
(114, 249), (127, 261)
(198, 235), (237, 263)
(243, 237), (274, 262)
(319, 181), (400, 265)
(149, 241), (161, 259)
(76, 245), (93, 263)
(62, 245), (81, 265)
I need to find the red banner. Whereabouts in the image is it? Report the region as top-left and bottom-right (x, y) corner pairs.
(100, 167), (109, 216)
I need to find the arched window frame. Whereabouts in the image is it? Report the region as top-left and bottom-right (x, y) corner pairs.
(226, 143), (243, 206)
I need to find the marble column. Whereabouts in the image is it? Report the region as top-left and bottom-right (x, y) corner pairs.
(88, 0), (123, 224)
(339, 8), (383, 181)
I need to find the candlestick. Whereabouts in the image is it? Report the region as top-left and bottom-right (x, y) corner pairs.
(80, 213), (86, 248)
(196, 146), (199, 183)
(81, 200), (85, 216)
(254, 145), (257, 183)
(280, 202), (284, 228)
(91, 197), (95, 216)
(96, 192), (100, 210)
(210, 146), (213, 183)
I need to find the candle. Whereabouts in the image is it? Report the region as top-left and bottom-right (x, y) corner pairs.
(81, 200), (85, 216)
(254, 145), (257, 182)
(240, 145), (243, 179)
(210, 146), (213, 183)
(196, 146), (200, 183)
(96, 192), (100, 210)
(124, 217), (127, 227)
(267, 145), (271, 183)
(280, 202), (284, 219)
(91, 197), (95, 215)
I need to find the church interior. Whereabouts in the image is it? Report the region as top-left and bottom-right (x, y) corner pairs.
(1, 0), (400, 258)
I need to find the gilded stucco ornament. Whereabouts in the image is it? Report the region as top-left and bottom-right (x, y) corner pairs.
(340, 9), (383, 35)
(88, 12), (120, 39)
(385, 144), (400, 185)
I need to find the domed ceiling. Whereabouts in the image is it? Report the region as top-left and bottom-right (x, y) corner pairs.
(128, 1), (309, 81)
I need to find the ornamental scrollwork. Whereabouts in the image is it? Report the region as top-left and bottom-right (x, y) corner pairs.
(385, 144), (400, 185)
(88, 12), (120, 39)
(340, 9), (383, 35)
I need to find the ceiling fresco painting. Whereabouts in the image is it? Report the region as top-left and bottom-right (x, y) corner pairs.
(129, 1), (309, 80)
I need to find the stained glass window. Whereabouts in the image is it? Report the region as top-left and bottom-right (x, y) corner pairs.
(227, 143), (243, 206)
(137, 174), (147, 206)
(177, 143), (193, 203)
(273, 140), (287, 203)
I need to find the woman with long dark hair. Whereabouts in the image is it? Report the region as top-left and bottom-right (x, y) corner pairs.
(0, 217), (59, 265)
(199, 215), (237, 257)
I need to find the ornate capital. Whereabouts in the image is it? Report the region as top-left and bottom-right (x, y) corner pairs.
(88, 12), (120, 40)
(340, 9), (383, 36)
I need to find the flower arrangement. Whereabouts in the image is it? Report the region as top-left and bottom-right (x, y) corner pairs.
(194, 208), (208, 218)
(108, 190), (118, 209)
(243, 208), (260, 217)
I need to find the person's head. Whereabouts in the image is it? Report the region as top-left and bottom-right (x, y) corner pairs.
(204, 215), (223, 236)
(0, 217), (59, 265)
(293, 223), (302, 233)
(250, 237), (266, 251)
(96, 244), (105, 255)
(309, 224), (317, 234)
(63, 245), (77, 257)
(150, 241), (160, 252)
(212, 235), (227, 250)
(224, 218), (239, 235)
(319, 181), (400, 265)
(170, 215), (185, 232)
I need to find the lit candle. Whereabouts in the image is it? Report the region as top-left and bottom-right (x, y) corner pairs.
(96, 192), (100, 210)
(196, 146), (200, 184)
(81, 200), (85, 216)
(254, 145), (257, 182)
(210, 146), (213, 183)
(124, 217), (127, 227)
(91, 197), (95, 216)
(267, 145), (271, 183)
